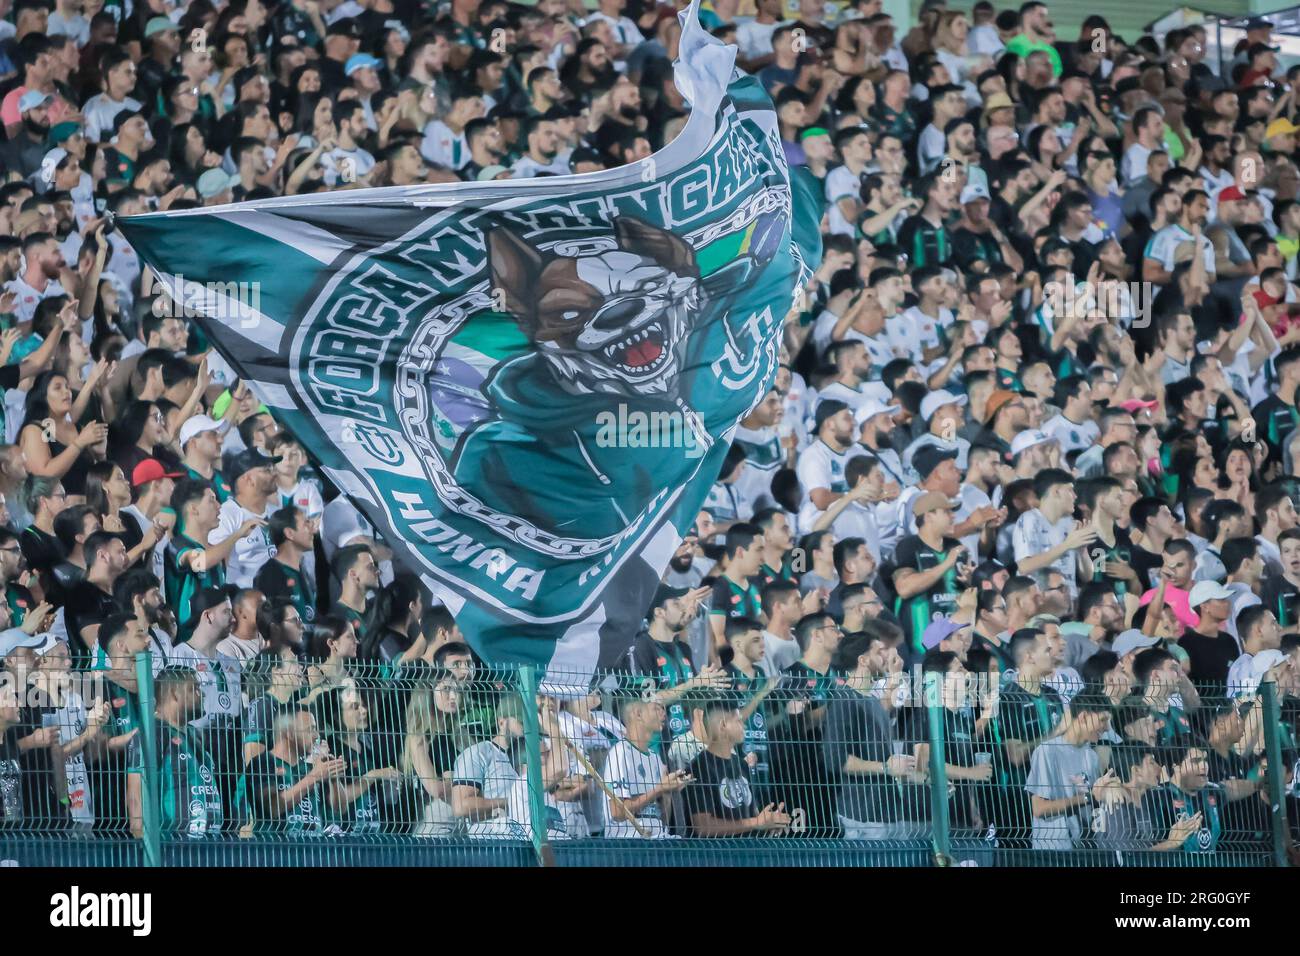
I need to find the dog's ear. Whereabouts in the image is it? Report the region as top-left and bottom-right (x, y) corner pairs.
(614, 217), (699, 279)
(488, 227), (543, 319)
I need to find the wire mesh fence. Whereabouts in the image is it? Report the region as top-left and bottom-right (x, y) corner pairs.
(0, 650), (1294, 867)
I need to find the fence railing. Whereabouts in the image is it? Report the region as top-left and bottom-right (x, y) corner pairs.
(0, 652), (1293, 867)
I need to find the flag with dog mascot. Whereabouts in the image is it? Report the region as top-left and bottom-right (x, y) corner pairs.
(117, 0), (821, 684)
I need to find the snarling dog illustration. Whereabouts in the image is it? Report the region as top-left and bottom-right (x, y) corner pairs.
(489, 217), (706, 402)
(449, 215), (762, 541)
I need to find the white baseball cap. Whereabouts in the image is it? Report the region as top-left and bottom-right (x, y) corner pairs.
(179, 414), (226, 447)
(1009, 428), (1054, 457)
(920, 389), (967, 422)
(1188, 580), (1234, 608)
(854, 397), (900, 426)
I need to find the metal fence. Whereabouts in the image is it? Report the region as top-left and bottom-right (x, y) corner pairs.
(0, 651), (1293, 867)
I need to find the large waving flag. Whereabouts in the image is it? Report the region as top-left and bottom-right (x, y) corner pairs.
(117, 0), (820, 682)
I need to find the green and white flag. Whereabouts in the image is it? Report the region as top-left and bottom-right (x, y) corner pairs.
(117, 0), (820, 684)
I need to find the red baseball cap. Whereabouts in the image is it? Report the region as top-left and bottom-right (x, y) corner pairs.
(1218, 186), (1247, 203)
(132, 457), (182, 487)
(1119, 399), (1158, 413)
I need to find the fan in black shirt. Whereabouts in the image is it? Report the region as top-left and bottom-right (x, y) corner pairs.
(684, 704), (790, 837)
(1182, 584), (1242, 693)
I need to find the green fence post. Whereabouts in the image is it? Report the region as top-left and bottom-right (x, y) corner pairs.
(518, 665), (554, 867)
(925, 671), (952, 865)
(134, 651), (161, 868)
(1260, 680), (1290, 867)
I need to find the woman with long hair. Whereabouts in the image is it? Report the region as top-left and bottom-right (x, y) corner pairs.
(110, 399), (177, 478)
(931, 10), (983, 105)
(320, 685), (403, 833)
(996, 50), (1025, 104)
(401, 671), (474, 836)
(369, 573), (425, 665)
(84, 459), (157, 566)
(304, 614), (359, 704)
(1217, 438), (1259, 513)
(20, 370), (109, 497)
(259, 597), (305, 657)
(168, 122), (222, 185)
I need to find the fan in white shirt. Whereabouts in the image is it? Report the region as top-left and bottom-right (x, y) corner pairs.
(208, 451), (281, 589)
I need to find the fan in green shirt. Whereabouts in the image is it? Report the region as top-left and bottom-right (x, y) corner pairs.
(126, 666), (224, 838)
(722, 617), (774, 793)
(165, 478), (268, 642)
(1005, 12), (1062, 78)
(235, 707), (343, 836)
(331, 543), (381, 651)
(254, 505), (318, 627)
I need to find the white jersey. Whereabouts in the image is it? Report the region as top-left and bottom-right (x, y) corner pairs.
(453, 740), (521, 839)
(602, 738), (669, 838)
(825, 164), (864, 236)
(51, 691), (94, 825)
(510, 154), (571, 178)
(4, 275), (66, 323)
(167, 642), (243, 729)
(81, 93), (142, 143)
(795, 439), (856, 531)
(1013, 508), (1078, 591)
(420, 119), (469, 169)
(1042, 414), (1100, 455)
(209, 496), (276, 589)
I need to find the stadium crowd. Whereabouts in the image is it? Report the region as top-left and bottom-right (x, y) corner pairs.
(0, 0), (1299, 853)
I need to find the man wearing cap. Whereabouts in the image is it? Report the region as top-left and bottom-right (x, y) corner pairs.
(853, 396), (907, 485)
(137, 17), (181, 107)
(977, 387), (1029, 465)
(953, 179), (1023, 273)
(180, 415), (233, 505)
(1, 89), (52, 178)
(1264, 117), (1300, 157)
(319, 18), (363, 93)
(196, 168), (240, 206)
(795, 400), (859, 533)
(634, 582), (723, 741)
(888, 489), (967, 660)
(209, 448), (281, 589)
(344, 53), (384, 131)
(903, 387), (971, 474)
(103, 110), (151, 189)
(1180, 581), (1241, 693)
